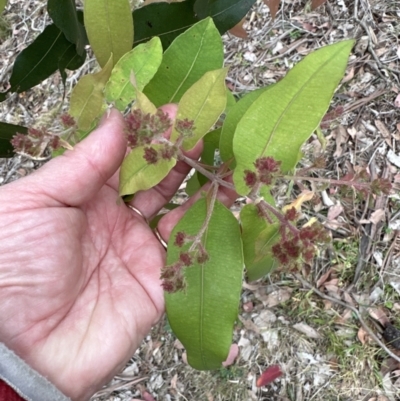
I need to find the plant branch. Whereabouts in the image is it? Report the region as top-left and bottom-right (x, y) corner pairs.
(188, 183), (219, 253)
(294, 273), (400, 364)
(178, 153), (236, 191)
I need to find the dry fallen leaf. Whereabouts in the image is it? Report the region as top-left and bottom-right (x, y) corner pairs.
(357, 327), (369, 345)
(256, 365), (283, 387)
(228, 18), (248, 38)
(263, 0), (280, 19)
(257, 287), (293, 307)
(369, 209), (386, 225)
(368, 307), (390, 327)
(333, 125), (348, 158)
(292, 322), (322, 339)
(327, 202), (344, 221)
(316, 268), (334, 288)
(311, 0), (328, 10)
(283, 190), (314, 213)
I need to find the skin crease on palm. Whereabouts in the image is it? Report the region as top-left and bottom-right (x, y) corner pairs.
(0, 105), (238, 401)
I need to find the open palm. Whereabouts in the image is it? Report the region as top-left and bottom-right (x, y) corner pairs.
(0, 108), (236, 401)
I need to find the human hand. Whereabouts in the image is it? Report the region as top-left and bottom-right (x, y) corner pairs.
(0, 106), (237, 401)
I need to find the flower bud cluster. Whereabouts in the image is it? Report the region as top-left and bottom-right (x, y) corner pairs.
(11, 128), (61, 157)
(161, 231), (209, 293)
(244, 156), (282, 188)
(124, 109), (172, 148)
(272, 221), (330, 269)
(60, 113), (76, 128)
(370, 178), (392, 195)
(175, 118), (195, 137)
(142, 144), (178, 165)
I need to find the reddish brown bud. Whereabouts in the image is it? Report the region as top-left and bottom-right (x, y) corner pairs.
(371, 178), (392, 195)
(161, 144), (177, 160)
(175, 118), (195, 137)
(49, 136), (61, 150)
(143, 147), (159, 164)
(244, 170), (258, 188)
(28, 127), (44, 139)
(254, 156), (281, 174)
(60, 113), (76, 128)
(179, 252), (193, 267)
(284, 207), (298, 221)
(196, 250), (209, 264)
(282, 240), (300, 258)
(174, 232), (186, 247)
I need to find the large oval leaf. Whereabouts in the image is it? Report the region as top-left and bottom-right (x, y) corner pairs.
(105, 37), (163, 111)
(172, 68), (227, 150)
(8, 24), (85, 93)
(233, 40), (354, 195)
(144, 18), (223, 107)
(165, 198), (244, 370)
(47, 0), (88, 57)
(220, 85), (274, 164)
(69, 55), (113, 131)
(133, 0), (198, 49)
(84, 0), (133, 67)
(194, 0), (256, 34)
(119, 144), (177, 196)
(241, 204), (279, 281)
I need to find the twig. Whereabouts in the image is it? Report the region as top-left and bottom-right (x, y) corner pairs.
(178, 153), (236, 192)
(294, 273), (400, 364)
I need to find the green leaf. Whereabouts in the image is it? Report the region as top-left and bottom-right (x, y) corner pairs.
(0, 122), (27, 158)
(173, 68), (227, 151)
(84, 0), (133, 67)
(240, 204), (279, 281)
(144, 18), (224, 107)
(225, 89), (236, 114)
(69, 55), (113, 131)
(233, 40), (354, 195)
(165, 198), (244, 370)
(105, 37), (162, 111)
(119, 144), (177, 196)
(133, 0), (198, 49)
(58, 41), (87, 88)
(8, 24), (85, 93)
(220, 85), (273, 165)
(0, 0), (7, 13)
(185, 128), (221, 195)
(133, 90), (157, 114)
(47, 0), (87, 57)
(185, 172), (202, 196)
(194, 0), (256, 34)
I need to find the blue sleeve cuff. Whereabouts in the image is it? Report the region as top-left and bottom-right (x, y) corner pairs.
(0, 343), (71, 401)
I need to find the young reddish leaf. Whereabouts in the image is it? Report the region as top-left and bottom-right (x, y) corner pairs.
(222, 344), (239, 367)
(263, 0), (280, 20)
(311, 0), (328, 10)
(256, 365), (283, 387)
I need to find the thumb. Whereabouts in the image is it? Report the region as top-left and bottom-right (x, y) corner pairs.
(28, 109), (127, 206)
